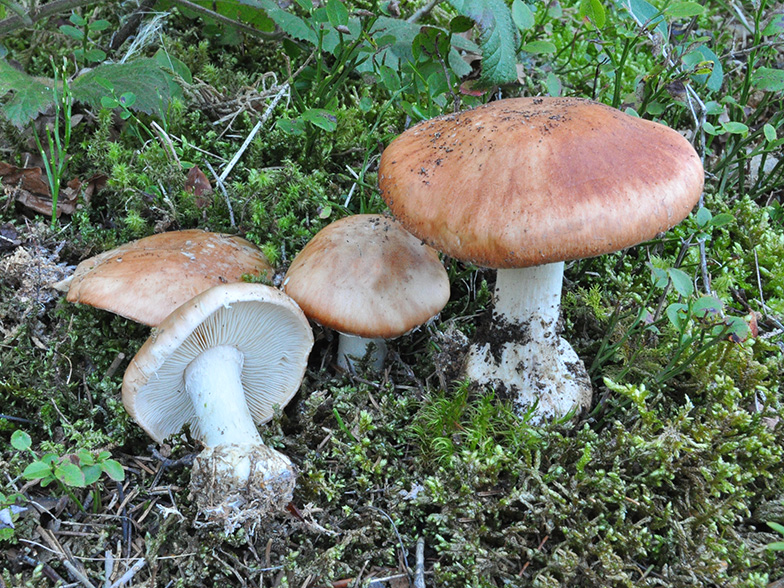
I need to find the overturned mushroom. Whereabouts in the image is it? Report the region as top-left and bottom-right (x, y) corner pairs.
(379, 97), (704, 420)
(63, 229), (273, 326)
(122, 282), (313, 528)
(283, 214), (450, 370)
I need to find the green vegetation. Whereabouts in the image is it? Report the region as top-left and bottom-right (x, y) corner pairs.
(0, 0), (783, 586)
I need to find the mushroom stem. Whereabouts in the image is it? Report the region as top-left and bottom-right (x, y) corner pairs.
(337, 334), (387, 371)
(184, 345), (262, 447)
(464, 262), (592, 420)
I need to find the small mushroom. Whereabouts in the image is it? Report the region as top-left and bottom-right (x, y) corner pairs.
(282, 214), (450, 370)
(122, 282), (313, 528)
(379, 97), (704, 420)
(64, 229), (273, 325)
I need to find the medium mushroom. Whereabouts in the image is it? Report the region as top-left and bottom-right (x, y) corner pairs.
(122, 282), (313, 527)
(63, 229), (273, 325)
(282, 214), (450, 370)
(378, 97), (704, 419)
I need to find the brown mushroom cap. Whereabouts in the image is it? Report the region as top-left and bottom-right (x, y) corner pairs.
(283, 214), (450, 339)
(66, 230), (273, 326)
(378, 97), (704, 269)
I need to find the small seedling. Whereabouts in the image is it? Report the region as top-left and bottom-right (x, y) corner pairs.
(10, 430), (124, 511)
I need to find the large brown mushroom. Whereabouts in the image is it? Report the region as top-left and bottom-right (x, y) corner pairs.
(379, 97), (704, 419)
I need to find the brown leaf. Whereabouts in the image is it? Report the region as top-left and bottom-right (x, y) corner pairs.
(185, 165), (213, 209)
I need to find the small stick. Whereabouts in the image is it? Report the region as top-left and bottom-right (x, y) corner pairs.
(109, 558), (146, 588)
(414, 537), (426, 588)
(205, 161), (235, 228)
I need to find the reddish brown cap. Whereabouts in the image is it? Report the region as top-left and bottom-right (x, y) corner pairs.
(282, 214), (450, 339)
(66, 230), (273, 326)
(379, 97), (704, 269)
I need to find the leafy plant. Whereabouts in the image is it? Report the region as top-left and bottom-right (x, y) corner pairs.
(10, 430), (124, 511)
(59, 11), (110, 67)
(766, 521), (784, 551)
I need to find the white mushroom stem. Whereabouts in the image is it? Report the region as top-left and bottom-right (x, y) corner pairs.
(185, 345), (262, 447)
(464, 262), (592, 421)
(337, 334), (387, 371)
(183, 345), (295, 514)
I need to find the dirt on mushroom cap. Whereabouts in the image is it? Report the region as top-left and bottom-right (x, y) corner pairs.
(378, 97), (705, 269)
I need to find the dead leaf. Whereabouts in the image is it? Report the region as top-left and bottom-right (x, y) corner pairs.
(185, 165), (213, 209)
(0, 161), (106, 217)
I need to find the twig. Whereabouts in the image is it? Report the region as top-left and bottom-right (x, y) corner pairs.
(168, 0), (281, 40)
(408, 0), (442, 23)
(218, 82), (289, 183)
(205, 161), (235, 228)
(361, 506), (412, 579)
(110, 0), (157, 50)
(109, 558), (146, 588)
(414, 537), (426, 588)
(0, 0), (90, 36)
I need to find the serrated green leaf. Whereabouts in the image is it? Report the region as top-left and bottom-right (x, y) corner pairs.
(664, 2), (704, 18)
(154, 49), (193, 84)
(0, 61), (55, 127)
(256, 0), (318, 44)
(511, 0), (535, 31)
(23, 461), (54, 480)
(579, 0), (606, 28)
(71, 59), (174, 117)
(668, 268), (694, 297)
(101, 460), (125, 482)
(10, 430), (31, 451)
(56, 462), (86, 487)
(448, 0), (518, 86)
(752, 67), (784, 92)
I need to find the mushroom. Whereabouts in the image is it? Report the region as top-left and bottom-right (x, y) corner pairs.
(378, 97), (704, 420)
(282, 214), (450, 370)
(122, 282), (313, 527)
(63, 229), (273, 326)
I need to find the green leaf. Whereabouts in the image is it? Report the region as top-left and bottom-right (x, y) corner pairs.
(650, 266), (669, 289)
(682, 46), (723, 92)
(23, 461), (54, 480)
(450, 15), (474, 34)
(10, 430), (31, 451)
(768, 521), (784, 535)
(624, 0), (667, 39)
(664, 2), (704, 18)
(0, 60), (56, 127)
(326, 0), (349, 28)
(447, 0), (519, 86)
(301, 108), (337, 132)
(522, 40), (556, 54)
(579, 0), (606, 28)
(668, 267), (694, 297)
(60, 24), (84, 40)
(709, 213), (734, 228)
(85, 49), (107, 63)
(666, 302), (688, 331)
(762, 14), (784, 36)
(154, 49), (193, 84)
(276, 117), (306, 136)
(56, 462), (86, 488)
(691, 295), (723, 319)
(257, 0), (318, 44)
(69, 12), (87, 26)
(81, 464), (102, 486)
(763, 123), (777, 142)
(71, 59), (175, 117)
(90, 19), (111, 32)
(77, 449), (95, 466)
(722, 121), (748, 135)
(101, 459), (125, 482)
(695, 206), (712, 227)
(752, 67), (784, 92)
(178, 0), (276, 34)
(511, 0), (535, 31)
